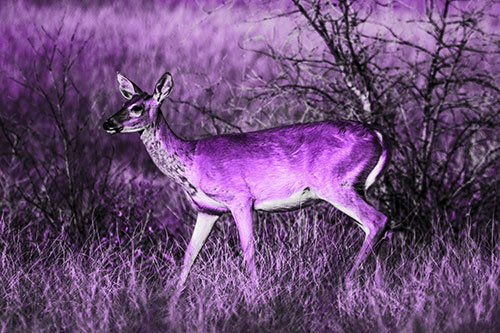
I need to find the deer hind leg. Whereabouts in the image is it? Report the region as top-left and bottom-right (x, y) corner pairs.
(319, 190), (388, 278)
(177, 212), (219, 290)
(230, 203), (257, 282)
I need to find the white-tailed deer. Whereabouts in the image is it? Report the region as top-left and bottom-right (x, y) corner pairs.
(103, 71), (391, 288)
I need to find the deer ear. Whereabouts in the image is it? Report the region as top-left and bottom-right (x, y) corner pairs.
(117, 72), (143, 100)
(153, 72), (174, 103)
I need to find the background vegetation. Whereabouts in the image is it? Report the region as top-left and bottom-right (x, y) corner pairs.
(0, 0), (499, 331)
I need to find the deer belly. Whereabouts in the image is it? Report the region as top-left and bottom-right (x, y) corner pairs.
(254, 187), (319, 212)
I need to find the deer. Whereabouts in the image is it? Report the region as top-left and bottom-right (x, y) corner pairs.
(103, 71), (391, 290)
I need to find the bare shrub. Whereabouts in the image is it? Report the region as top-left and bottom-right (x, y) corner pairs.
(0, 17), (169, 253)
(243, 0), (500, 238)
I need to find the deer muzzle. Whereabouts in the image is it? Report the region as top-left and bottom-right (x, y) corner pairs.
(103, 119), (123, 134)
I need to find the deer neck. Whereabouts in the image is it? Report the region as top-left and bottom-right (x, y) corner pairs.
(140, 110), (197, 195)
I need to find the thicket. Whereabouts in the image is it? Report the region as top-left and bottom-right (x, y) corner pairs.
(0, 0), (499, 259)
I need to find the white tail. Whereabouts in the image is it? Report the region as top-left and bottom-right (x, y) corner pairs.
(103, 71), (391, 289)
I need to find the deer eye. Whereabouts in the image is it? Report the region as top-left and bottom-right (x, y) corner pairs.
(130, 105), (143, 116)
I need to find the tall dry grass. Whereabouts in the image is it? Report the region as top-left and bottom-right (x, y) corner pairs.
(1, 205), (499, 331)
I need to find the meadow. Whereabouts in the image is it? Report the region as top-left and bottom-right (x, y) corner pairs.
(0, 1), (499, 331)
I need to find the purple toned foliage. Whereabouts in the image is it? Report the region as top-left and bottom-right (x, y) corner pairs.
(0, 0), (499, 331)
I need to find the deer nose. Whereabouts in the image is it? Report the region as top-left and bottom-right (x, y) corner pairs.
(103, 119), (123, 133)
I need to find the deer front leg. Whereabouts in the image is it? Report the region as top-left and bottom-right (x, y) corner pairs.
(177, 212), (219, 290)
(230, 204), (257, 282)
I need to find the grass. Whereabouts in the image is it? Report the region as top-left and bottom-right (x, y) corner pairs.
(1, 203), (499, 332)
(1, 1), (499, 332)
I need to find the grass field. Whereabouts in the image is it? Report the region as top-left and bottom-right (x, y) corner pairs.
(1, 1), (499, 331)
(1, 206), (499, 331)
